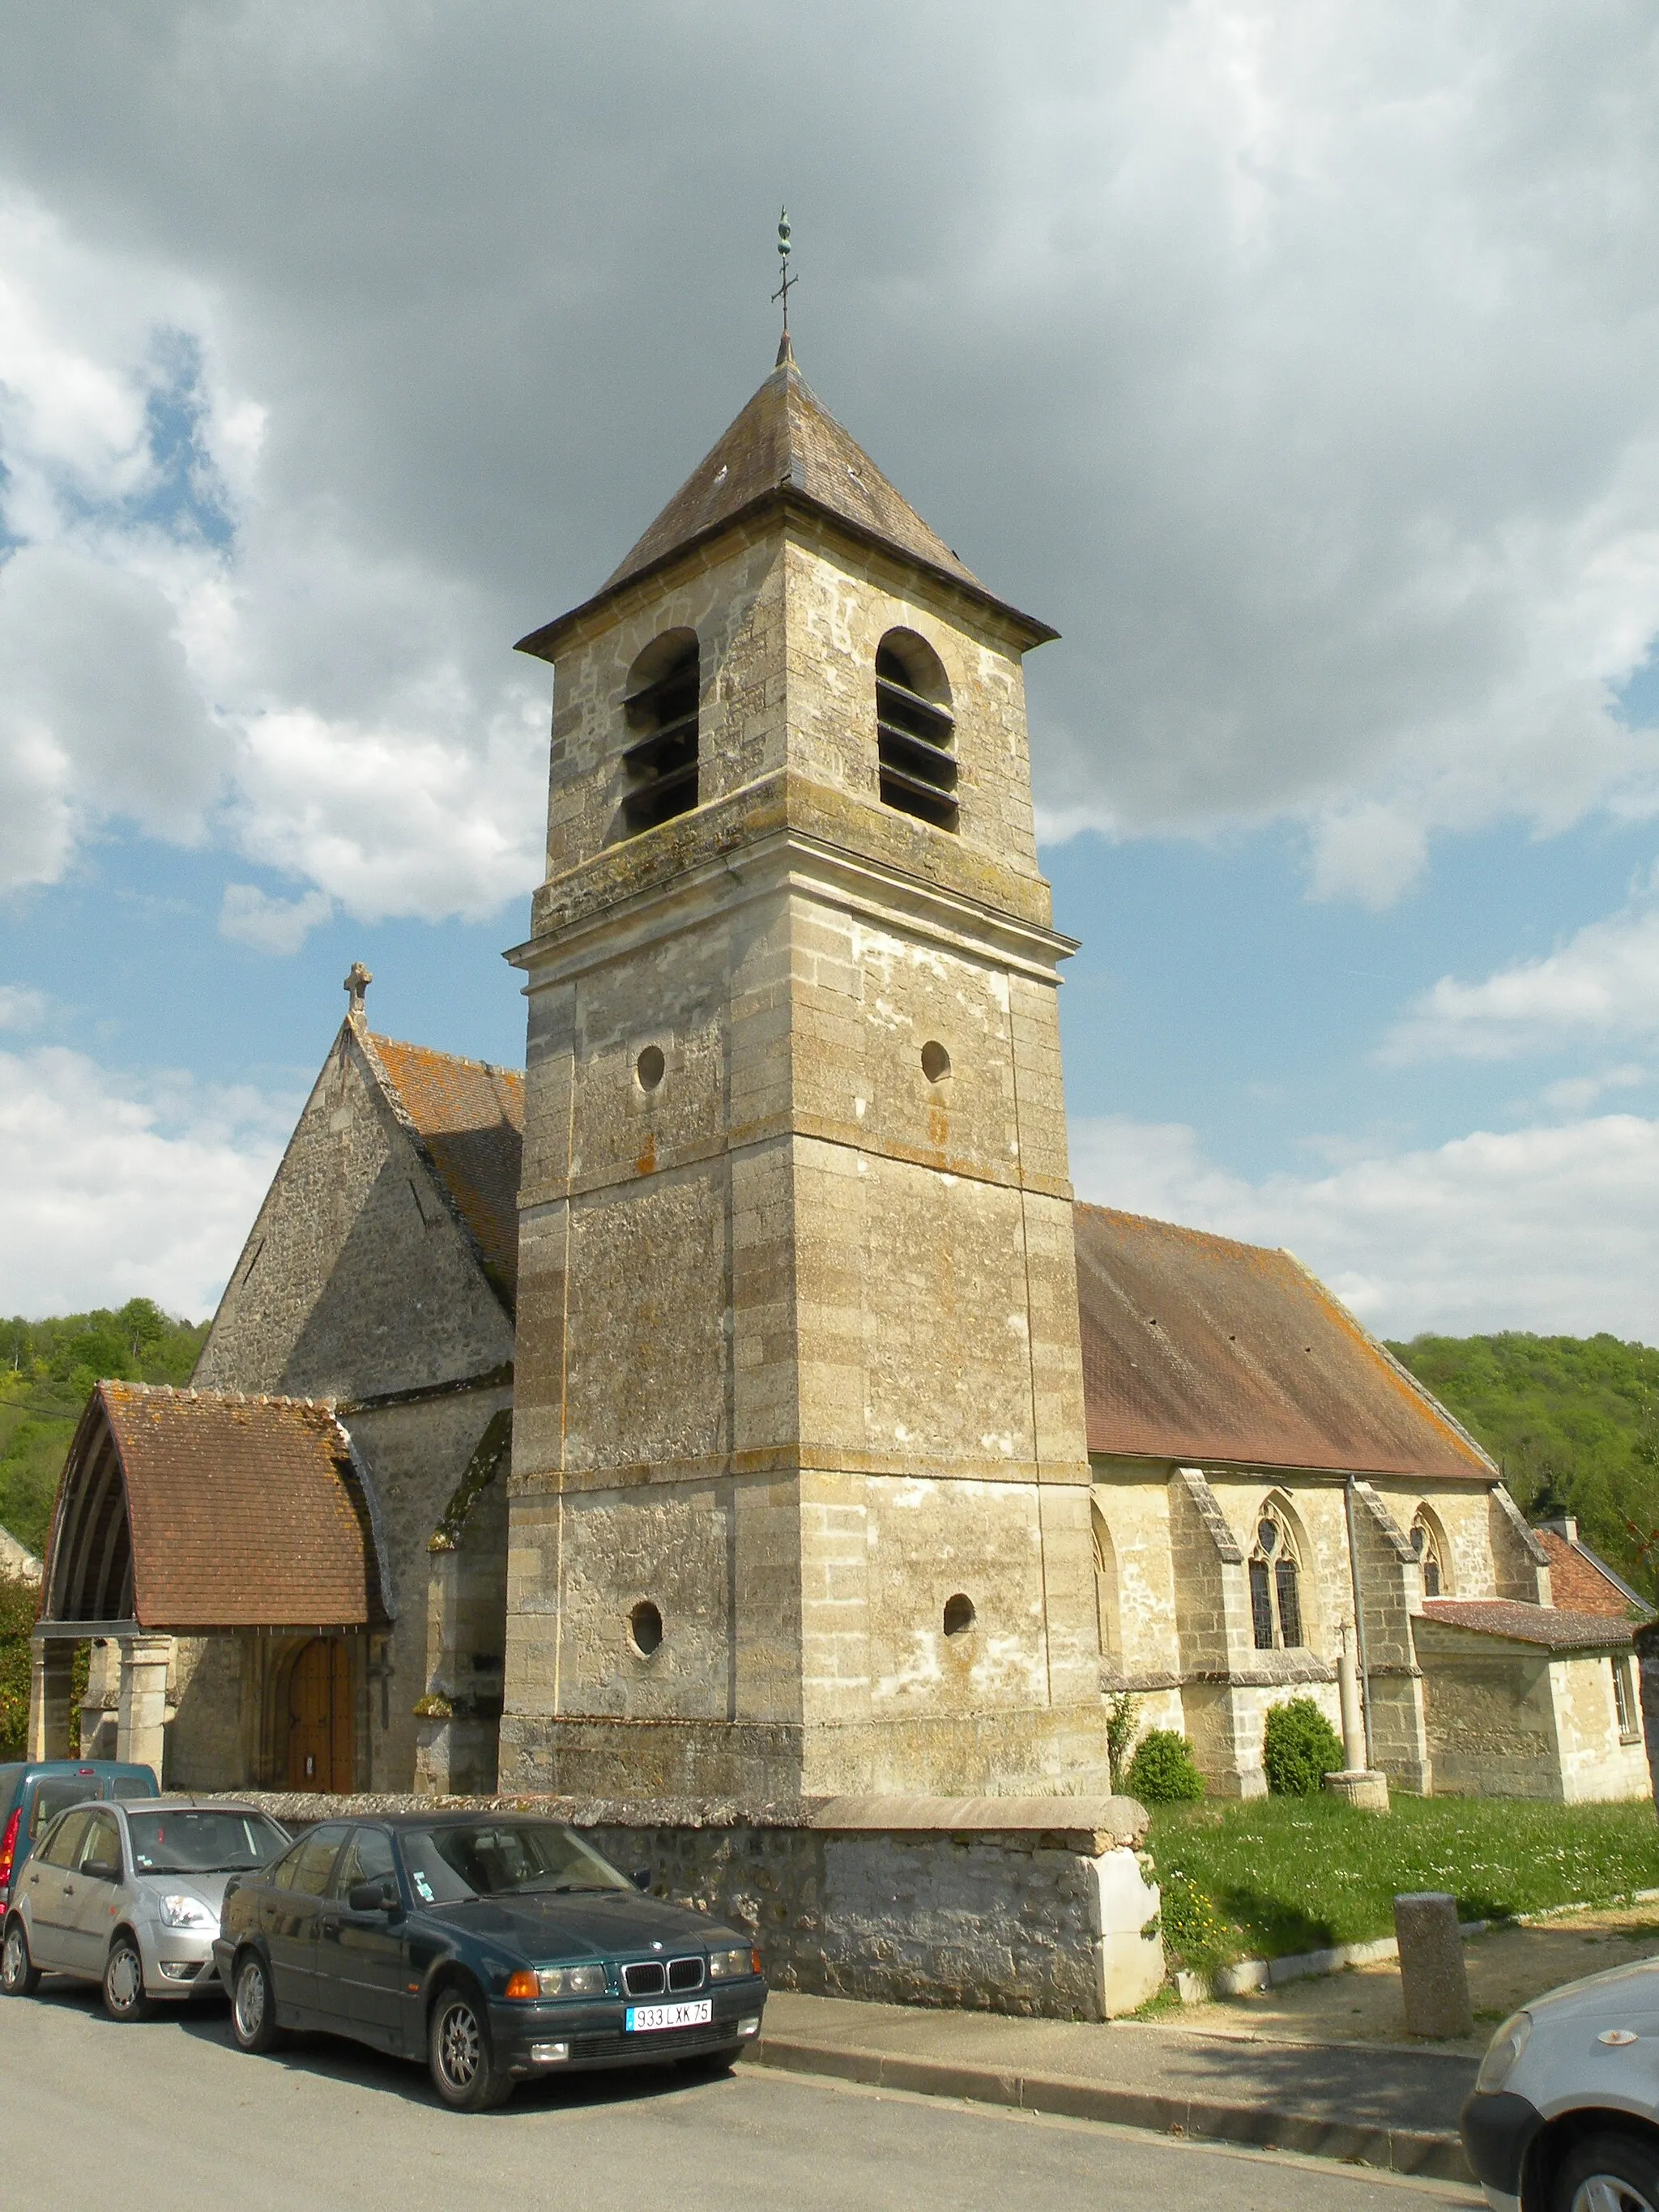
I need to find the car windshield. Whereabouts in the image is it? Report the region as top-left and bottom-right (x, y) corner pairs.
(127, 1810), (289, 1875)
(400, 1822), (633, 1903)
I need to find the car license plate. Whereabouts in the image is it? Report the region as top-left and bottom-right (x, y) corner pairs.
(625, 1999), (713, 2033)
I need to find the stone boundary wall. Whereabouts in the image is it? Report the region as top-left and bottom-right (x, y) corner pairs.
(208, 1792), (1162, 2021)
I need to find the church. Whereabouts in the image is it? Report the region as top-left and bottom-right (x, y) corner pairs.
(28, 340), (1649, 1813)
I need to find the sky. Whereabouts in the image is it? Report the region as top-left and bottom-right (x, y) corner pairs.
(3, 2), (1659, 1340)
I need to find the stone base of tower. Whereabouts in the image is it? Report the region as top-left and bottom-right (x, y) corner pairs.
(497, 1707), (1115, 1801)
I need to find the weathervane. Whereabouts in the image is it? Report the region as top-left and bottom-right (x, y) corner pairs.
(772, 207), (795, 364)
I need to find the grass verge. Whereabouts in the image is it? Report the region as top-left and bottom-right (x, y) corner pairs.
(1149, 1793), (1659, 1975)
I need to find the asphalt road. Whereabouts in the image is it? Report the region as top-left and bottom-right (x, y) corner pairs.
(0, 1979), (1482, 2212)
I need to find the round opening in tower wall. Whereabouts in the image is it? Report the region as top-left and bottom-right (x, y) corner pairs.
(943, 1593), (976, 1638)
(636, 1044), (666, 1091)
(629, 1600), (663, 1656)
(920, 1040), (952, 1085)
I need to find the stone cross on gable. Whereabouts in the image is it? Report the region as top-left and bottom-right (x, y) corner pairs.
(343, 962), (373, 1024)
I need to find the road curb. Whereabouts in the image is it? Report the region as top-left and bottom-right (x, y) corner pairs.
(748, 2033), (1473, 2182)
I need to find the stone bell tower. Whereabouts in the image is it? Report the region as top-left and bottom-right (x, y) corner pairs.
(501, 337), (1109, 1800)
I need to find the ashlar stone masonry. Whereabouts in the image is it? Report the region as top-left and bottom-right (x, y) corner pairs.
(501, 346), (1111, 1801)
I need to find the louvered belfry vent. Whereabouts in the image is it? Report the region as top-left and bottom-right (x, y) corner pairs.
(622, 632), (700, 835)
(876, 634), (957, 831)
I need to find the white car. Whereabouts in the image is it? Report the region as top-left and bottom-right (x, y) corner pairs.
(1463, 1956), (1659, 2212)
(0, 1796), (289, 2020)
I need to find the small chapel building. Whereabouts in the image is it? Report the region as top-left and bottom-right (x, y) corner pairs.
(28, 343), (1650, 1809)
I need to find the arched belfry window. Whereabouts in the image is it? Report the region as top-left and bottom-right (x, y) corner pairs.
(622, 629), (700, 835)
(1411, 1510), (1448, 1598)
(876, 630), (958, 832)
(1249, 1504), (1304, 1651)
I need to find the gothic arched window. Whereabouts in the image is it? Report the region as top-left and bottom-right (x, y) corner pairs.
(1411, 1510), (1448, 1598)
(1249, 1506), (1305, 1651)
(1091, 1501), (1122, 1668)
(622, 629), (700, 834)
(876, 630), (958, 831)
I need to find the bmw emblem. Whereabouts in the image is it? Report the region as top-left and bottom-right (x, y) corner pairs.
(652, 1941), (663, 1952)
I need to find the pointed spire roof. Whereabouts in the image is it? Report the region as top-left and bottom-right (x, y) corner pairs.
(517, 353), (1056, 660)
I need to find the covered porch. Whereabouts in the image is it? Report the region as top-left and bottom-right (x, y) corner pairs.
(31, 1380), (390, 1790)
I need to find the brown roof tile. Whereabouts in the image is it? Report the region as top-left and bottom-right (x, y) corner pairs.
(516, 354), (1057, 662)
(83, 1383), (382, 1631)
(1535, 1526), (1652, 1620)
(1418, 1597), (1635, 1651)
(367, 1034), (523, 1309)
(1074, 1204), (1494, 1480)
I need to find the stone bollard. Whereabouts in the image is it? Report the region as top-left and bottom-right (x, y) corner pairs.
(1394, 1891), (1473, 2038)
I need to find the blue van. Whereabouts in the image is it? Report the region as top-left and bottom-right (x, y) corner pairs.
(0, 1762), (159, 1910)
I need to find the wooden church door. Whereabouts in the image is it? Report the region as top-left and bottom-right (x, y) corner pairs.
(286, 1636), (354, 1792)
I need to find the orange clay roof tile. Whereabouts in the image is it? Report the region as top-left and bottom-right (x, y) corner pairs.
(366, 1034), (524, 1310)
(95, 1382), (382, 1630)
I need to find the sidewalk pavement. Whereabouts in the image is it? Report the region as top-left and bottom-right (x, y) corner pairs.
(750, 1990), (1480, 2180)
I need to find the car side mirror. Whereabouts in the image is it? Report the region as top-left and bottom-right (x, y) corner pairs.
(83, 1859), (122, 1885)
(631, 1869), (651, 1891)
(348, 1878), (398, 1914)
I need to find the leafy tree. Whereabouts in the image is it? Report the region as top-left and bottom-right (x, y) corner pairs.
(0, 1302), (208, 1557)
(1388, 1332), (1659, 1599)
(0, 1570), (38, 1760)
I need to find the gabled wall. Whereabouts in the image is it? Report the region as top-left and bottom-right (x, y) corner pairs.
(196, 1024), (513, 1402)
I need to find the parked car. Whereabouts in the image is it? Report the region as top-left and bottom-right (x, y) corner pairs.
(0, 1796), (291, 2018)
(0, 1761), (158, 1912)
(215, 1813), (768, 2110)
(1462, 1956), (1659, 2211)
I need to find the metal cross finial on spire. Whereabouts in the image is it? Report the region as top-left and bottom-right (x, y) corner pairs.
(772, 206), (795, 366)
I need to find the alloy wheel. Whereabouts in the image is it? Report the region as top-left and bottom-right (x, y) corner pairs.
(2, 1923), (31, 1993)
(437, 1997), (483, 2091)
(234, 1958), (267, 2044)
(1573, 2182), (1659, 2212)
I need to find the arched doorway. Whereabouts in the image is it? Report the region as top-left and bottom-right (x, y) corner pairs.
(285, 1636), (354, 1792)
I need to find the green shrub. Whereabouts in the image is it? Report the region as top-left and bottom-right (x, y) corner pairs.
(1263, 1697), (1346, 1796)
(1126, 1728), (1205, 1804)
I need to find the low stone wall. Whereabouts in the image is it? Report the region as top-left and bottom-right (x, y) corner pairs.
(215, 1791), (1162, 2021)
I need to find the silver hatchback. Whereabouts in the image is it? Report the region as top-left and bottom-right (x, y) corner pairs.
(0, 1796), (290, 2021)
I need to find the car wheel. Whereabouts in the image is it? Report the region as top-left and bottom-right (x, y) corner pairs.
(1, 1918), (41, 1997)
(1553, 2132), (1659, 2212)
(230, 1950), (284, 2054)
(428, 1987), (512, 2112)
(102, 1935), (152, 2023)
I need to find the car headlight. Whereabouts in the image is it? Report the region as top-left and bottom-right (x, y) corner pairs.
(708, 1946), (760, 1981)
(1477, 2010), (1533, 2094)
(535, 1963), (608, 1999)
(160, 1895), (215, 1931)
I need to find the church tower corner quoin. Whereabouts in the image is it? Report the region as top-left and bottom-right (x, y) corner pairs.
(500, 346), (1109, 1799)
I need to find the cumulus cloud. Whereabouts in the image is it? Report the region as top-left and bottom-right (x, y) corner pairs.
(0, 3), (1657, 914)
(218, 882), (334, 954)
(1072, 1110), (1659, 1340)
(0, 1046), (292, 1318)
(1385, 897), (1659, 1062)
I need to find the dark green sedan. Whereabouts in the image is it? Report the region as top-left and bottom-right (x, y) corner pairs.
(213, 1813), (766, 2110)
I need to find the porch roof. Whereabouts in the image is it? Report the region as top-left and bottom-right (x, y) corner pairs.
(1416, 1597), (1634, 1652)
(42, 1383), (385, 1634)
